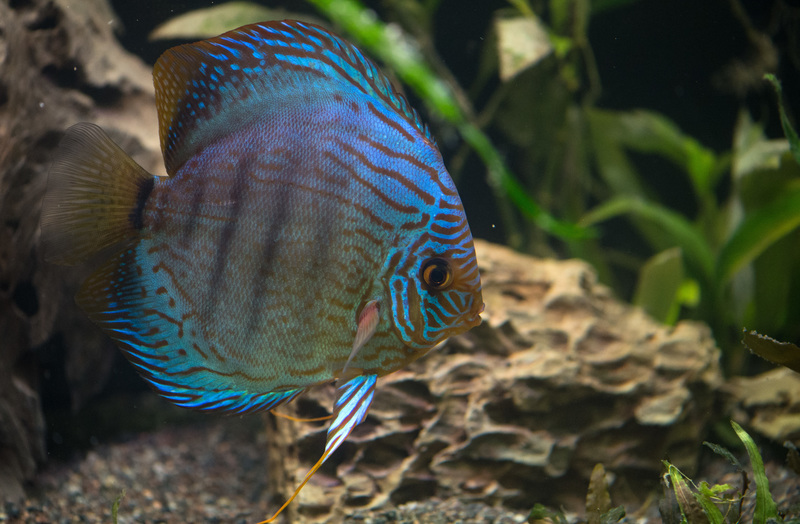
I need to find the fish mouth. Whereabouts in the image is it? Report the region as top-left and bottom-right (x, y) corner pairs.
(466, 302), (485, 327)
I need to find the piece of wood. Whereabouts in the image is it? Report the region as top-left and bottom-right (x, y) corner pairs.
(0, 0), (156, 502)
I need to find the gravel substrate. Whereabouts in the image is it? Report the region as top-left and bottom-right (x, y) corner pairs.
(3, 418), (530, 524)
(3, 417), (796, 523)
(5, 419), (273, 523)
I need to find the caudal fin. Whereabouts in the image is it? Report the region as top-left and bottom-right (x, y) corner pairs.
(41, 123), (155, 265)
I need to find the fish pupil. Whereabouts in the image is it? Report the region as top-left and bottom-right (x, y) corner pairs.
(421, 258), (452, 290)
(429, 267), (446, 285)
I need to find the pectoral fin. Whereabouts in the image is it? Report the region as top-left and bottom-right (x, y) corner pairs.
(341, 299), (380, 380)
(258, 374), (378, 523)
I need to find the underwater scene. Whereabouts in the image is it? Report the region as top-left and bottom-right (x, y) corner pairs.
(0, 0), (799, 522)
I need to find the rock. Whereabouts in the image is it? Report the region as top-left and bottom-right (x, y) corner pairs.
(268, 240), (723, 522)
(722, 367), (800, 441)
(0, 0), (157, 502)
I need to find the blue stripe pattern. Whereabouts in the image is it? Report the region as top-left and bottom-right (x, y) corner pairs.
(153, 20), (432, 177)
(325, 374), (377, 456)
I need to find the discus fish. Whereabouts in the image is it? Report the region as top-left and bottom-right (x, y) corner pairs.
(41, 19), (483, 521)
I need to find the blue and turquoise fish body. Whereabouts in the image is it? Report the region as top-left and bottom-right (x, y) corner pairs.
(41, 19), (483, 519)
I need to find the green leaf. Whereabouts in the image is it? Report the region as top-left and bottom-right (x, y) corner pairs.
(581, 197), (714, 284)
(587, 108), (723, 199)
(702, 441), (743, 470)
(600, 506), (626, 524)
(666, 463), (708, 524)
(111, 489), (125, 524)
(572, 0), (591, 44)
(716, 185), (800, 285)
(528, 503), (568, 524)
(675, 279), (700, 309)
(751, 234), (794, 333)
(732, 111), (790, 181)
(549, 0), (570, 34)
(695, 482), (732, 524)
(659, 467), (685, 524)
(693, 488), (726, 524)
(730, 420), (781, 524)
(742, 329), (800, 373)
(633, 247), (684, 323)
(665, 464), (727, 524)
(738, 154), (800, 215)
(587, 109), (648, 197)
(698, 481), (734, 497)
(148, 2), (308, 40)
(586, 463), (612, 524)
(764, 74), (800, 166)
(507, 0), (535, 17)
(549, 33), (575, 58)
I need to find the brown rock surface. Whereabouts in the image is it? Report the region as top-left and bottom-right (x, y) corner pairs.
(722, 367), (800, 441)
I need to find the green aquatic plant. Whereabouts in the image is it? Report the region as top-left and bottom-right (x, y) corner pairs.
(529, 422), (796, 524)
(111, 489), (125, 524)
(528, 463), (625, 524)
(742, 329), (800, 374)
(764, 74), (800, 165)
(661, 420), (798, 524)
(580, 101), (800, 371)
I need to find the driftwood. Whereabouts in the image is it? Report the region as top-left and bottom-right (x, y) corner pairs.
(0, 0), (157, 500)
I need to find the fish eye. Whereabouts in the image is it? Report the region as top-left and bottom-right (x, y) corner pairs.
(421, 258), (453, 291)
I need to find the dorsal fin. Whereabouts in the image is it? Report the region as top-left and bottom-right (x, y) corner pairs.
(153, 19), (433, 176)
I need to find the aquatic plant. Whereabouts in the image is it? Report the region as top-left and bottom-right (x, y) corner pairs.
(111, 489), (124, 524)
(660, 421), (799, 524)
(741, 329), (800, 373)
(528, 421), (799, 524)
(528, 463), (625, 524)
